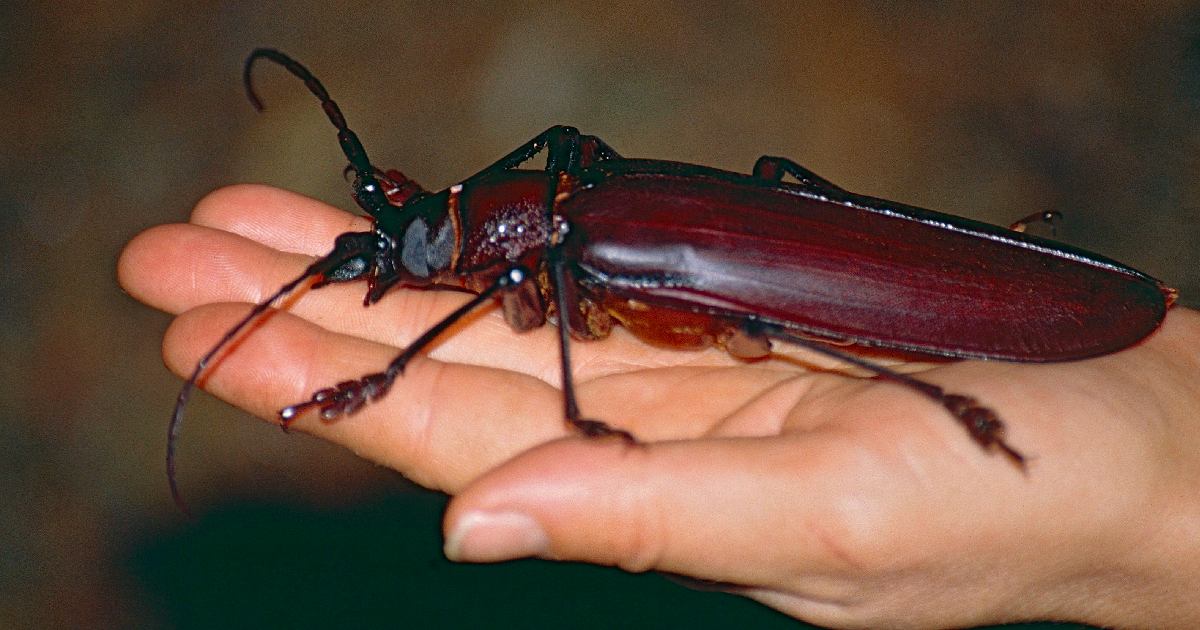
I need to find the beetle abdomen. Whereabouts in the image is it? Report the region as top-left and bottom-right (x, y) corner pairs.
(562, 169), (1171, 361)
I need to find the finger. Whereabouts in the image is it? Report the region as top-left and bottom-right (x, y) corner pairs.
(119, 221), (316, 311)
(441, 434), (920, 589)
(164, 303), (566, 492)
(190, 184), (371, 255)
(119, 221), (481, 351)
(164, 302), (808, 492)
(440, 426), (1056, 629)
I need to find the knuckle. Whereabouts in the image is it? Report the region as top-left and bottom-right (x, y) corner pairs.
(610, 449), (670, 574)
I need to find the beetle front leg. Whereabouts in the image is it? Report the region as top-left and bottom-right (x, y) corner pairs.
(278, 266), (533, 426)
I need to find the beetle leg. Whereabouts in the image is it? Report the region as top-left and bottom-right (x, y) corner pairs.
(757, 324), (1027, 469)
(278, 266), (532, 426)
(724, 325), (774, 360)
(467, 126), (623, 182)
(547, 250), (635, 441)
(579, 134), (623, 165)
(1009, 210), (1063, 237)
(752, 156), (846, 196)
(501, 271), (546, 331)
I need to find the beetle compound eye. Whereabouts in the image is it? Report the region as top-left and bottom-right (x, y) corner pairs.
(327, 257), (368, 282)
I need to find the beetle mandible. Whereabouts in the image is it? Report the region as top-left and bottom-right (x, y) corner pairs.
(168, 49), (1177, 512)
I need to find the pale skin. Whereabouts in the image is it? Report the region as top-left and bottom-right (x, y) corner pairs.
(118, 184), (1200, 629)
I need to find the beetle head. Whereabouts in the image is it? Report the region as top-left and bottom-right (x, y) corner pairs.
(362, 190), (458, 303)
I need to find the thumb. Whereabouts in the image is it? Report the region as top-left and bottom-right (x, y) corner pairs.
(443, 434), (860, 586)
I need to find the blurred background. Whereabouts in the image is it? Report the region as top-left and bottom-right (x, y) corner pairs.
(3, 2), (1198, 628)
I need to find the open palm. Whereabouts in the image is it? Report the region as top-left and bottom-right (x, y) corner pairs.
(119, 185), (1200, 629)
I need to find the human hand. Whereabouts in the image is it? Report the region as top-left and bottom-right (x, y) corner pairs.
(118, 185), (1200, 629)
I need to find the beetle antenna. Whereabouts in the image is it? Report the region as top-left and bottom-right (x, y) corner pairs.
(243, 48), (393, 218)
(168, 271), (313, 516)
(169, 232), (380, 515)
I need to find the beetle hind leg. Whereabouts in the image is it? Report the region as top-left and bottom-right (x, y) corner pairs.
(940, 394), (1027, 466)
(758, 324), (1027, 469)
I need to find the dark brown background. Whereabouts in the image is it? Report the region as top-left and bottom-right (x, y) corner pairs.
(3, 2), (1197, 628)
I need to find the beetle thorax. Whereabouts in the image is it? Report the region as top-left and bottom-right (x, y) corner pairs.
(455, 173), (554, 275)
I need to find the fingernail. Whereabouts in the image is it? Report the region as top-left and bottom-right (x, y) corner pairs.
(444, 510), (549, 563)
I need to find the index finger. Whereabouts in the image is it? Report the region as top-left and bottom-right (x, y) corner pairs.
(191, 184), (371, 254)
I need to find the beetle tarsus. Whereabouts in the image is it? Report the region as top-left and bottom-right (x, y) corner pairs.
(570, 418), (636, 442)
(279, 372), (394, 426)
(942, 393), (1001, 440)
(995, 440), (1029, 470)
(940, 394), (1027, 466)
